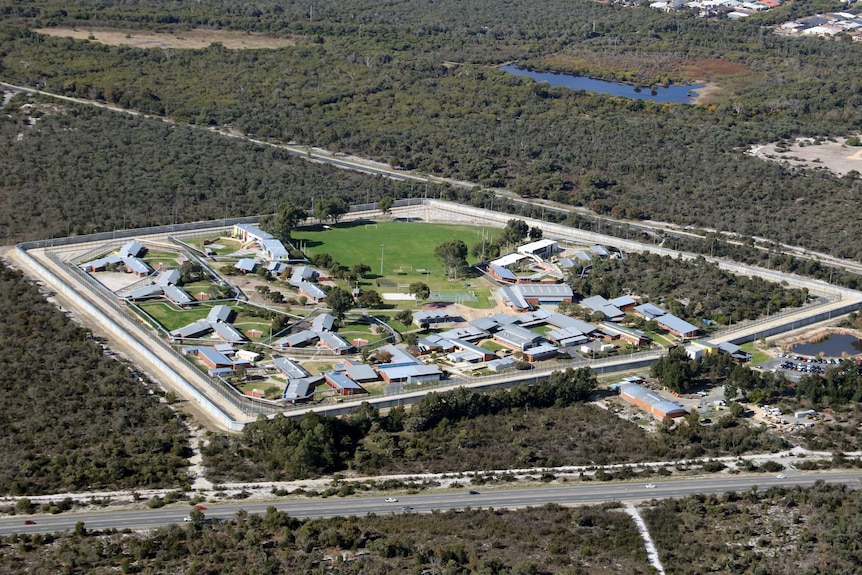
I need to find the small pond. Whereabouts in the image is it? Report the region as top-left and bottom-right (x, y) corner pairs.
(500, 64), (704, 104)
(791, 333), (862, 357)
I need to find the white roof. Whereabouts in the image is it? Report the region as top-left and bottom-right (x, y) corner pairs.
(517, 239), (557, 255)
(490, 253), (530, 268)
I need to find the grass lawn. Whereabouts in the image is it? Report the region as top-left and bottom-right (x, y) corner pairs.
(645, 330), (675, 347)
(142, 250), (185, 267)
(184, 236), (243, 255)
(740, 342), (771, 365)
(139, 301), (212, 331)
(292, 221), (499, 293)
(480, 340), (508, 352)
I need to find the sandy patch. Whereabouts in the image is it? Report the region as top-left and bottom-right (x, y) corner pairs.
(747, 136), (862, 177)
(34, 27), (297, 50)
(692, 82), (722, 105)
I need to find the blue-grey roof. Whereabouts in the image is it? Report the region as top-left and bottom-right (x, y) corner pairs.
(212, 322), (246, 343)
(274, 330), (319, 348)
(470, 317), (501, 332)
(197, 346), (233, 367)
(267, 261), (289, 274)
(525, 344), (558, 357)
(573, 251), (593, 262)
(547, 326), (585, 341)
(598, 322), (646, 339)
(318, 331), (351, 351)
(207, 305), (233, 324)
(657, 314), (699, 337)
(325, 370), (364, 390)
(545, 314), (595, 333)
(590, 245), (610, 257)
(438, 326), (485, 342)
(124, 257), (153, 275)
(311, 313), (336, 332)
(634, 303), (667, 319)
(119, 240), (145, 258)
(345, 363), (378, 382)
(489, 265), (517, 281)
(290, 265), (316, 286)
(610, 295), (637, 308)
(299, 281), (326, 300)
(498, 285), (530, 310)
(581, 295), (609, 311)
(558, 257), (575, 269)
(274, 357), (309, 379)
(513, 284), (574, 299)
(378, 363), (441, 381)
(618, 383), (686, 417)
(377, 344), (421, 365)
(163, 284), (194, 306)
(235, 258), (258, 272)
(282, 379), (316, 401)
(496, 326), (543, 349)
(262, 238), (289, 259)
(235, 223), (274, 240)
(125, 285), (164, 300)
(448, 337), (491, 357)
(487, 357), (517, 371)
(156, 269), (181, 286)
(170, 320), (213, 339)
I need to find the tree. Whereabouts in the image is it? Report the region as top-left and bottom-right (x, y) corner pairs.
(528, 226), (543, 240)
(394, 309), (413, 326)
(408, 282), (430, 301)
(313, 197), (349, 223)
(434, 240), (469, 279)
(263, 203), (307, 240)
(325, 287), (354, 321)
(501, 219), (529, 246)
(352, 262), (371, 278)
(378, 196), (394, 215)
(178, 261), (205, 284)
(357, 289), (384, 308)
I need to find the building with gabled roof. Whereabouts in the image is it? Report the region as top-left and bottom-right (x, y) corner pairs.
(282, 378), (318, 403)
(490, 253), (531, 268)
(487, 357), (517, 372)
(274, 357), (309, 379)
(656, 314), (699, 339)
(290, 265), (317, 286)
(123, 257), (153, 277)
(212, 322), (247, 343)
(488, 264), (518, 283)
(272, 330), (319, 349)
(494, 325), (545, 351)
(498, 285), (531, 312)
(590, 245), (611, 257)
(311, 313), (336, 332)
(261, 238), (289, 261)
(413, 309), (462, 329)
(609, 295), (637, 312)
(580, 295), (625, 321)
(163, 284), (195, 307)
(523, 344), (559, 362)
(156, 269), (181, 286)
(634, 303), (667, 320)
(118, 240), (146, 258)
(196, 347), (234, 370)
(125, 285), (164, 302)
(616, 382), (687, 419)
(437, 326), (485, 342)
(323, 371), (365, 396)
(547, 327), (590, 347)
(207, 305), (233, 324)
(573, 251), (593, 262)
(235, 258), (258, 274)
(513, 283), (574, 306)
(318, 331), (352, 354)
(298, 281), (326, 303)
(597, 323), (649, 346)
(170, 320), (213, 340)
(344, 362), (379, 383)
(517, 239), (558, 259)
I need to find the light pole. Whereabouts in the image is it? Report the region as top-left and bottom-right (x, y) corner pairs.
(380, 244), (385, 276)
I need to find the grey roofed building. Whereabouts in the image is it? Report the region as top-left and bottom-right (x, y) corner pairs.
(437, 326), (486, 342)
(590, 245), (611, 257)
(447, 337), (494, 359)
(261, 238), (289, 260)
(234, 223), (274, 241)
(118, 240), (146, 258)
(345, 363), (378, 382)
(557, 257), (576, 269)
(514, 309), (552, 325)
(490, 252), (530, 268)
(413, 309), (460, 327)
(235, 258), (258, 273)
(656, 314), (699, 338)
(523, 343), (559, 361)
(488, 264), (517, 282)
(324, 370), (364, 391)
(290, 265), (317, 286)
(487, 357), (517, 372)
(517, 239), (558, 259)
(598, 322), (648, 343)
(83, 254), (124, 270)
(573, 251), (593, 262)
(125, 285), (164, 301)
(274, 357), (309, 379)
(495, 325), (544, 351)
(610, 295), (637, 309)
(416, 334), (456, 353)
(197, 346), (233, 368)
(163, 284), (195, 306)
(545, 314), (596, 334)
(513, 283), (574, 302)
(214, 343), (234, 355)
(376, 343), (420, 366)
(547, 326), (587, 343)
(717, 341), (752, 360)
(207, 305), (233, 324)
(498, 285), (530, 311)
(616, 382), (687, 419)
(212, 322), (247, 343)
(282, 378), (317, 402)
(170, 320), (213, 339)
(124, 257), (153, 276)
(634, 303), (667, 320)
(378, 362), (441, 383)
(156, 269), (181, 286)
(273, 330), (319, 348)
(318, 331), (352, 353)
(470, 316), (502, 333)
(267, 261), (289, 275)
(489, 313), (522, 326)
(298, 281), (326, 301)
(311, 313), (336, 332)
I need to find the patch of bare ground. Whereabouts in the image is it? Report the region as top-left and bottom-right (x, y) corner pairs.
(34, 27), (297, 50)
(748, 136), (862, 177)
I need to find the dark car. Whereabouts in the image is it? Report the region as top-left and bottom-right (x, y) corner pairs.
(469, 490), (480, 495)
(400, 506), (414, 511)
(24, 520), (36, 525)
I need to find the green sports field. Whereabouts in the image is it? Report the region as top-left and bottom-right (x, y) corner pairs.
(292, 221), (499, 293)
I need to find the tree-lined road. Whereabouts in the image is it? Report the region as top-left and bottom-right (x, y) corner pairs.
(4, 471), (860, 536)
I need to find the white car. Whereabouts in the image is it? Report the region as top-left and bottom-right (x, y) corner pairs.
(645, 484), (656, 489)
(183, 516), (192, 522)
(776, 474), (786, 479)
(384, 497), (398, 503)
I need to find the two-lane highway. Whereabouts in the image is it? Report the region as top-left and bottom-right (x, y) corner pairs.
(4, 471), (861, 536)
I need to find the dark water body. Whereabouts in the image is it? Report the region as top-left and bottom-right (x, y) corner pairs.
(500, 64), (705, 104)
(792, 333), (862, 357)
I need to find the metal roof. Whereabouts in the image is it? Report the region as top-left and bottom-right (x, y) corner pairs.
(274, 330), (318, 347)
(298, 281), (326, 300)
(518, 239), (558, 255)
(634, 303), (667, 319)
(345, 363), (378, 382)
(325, 370), (364, 390)
(197, 346), (233, 367)
(311, 313), (336, 332)
(207, 305), (233, 323)
(156, 269), (181, 286)
(170, 320), (213, 339)
(212, 322), (246, 343)
(489, 265), (517, 281)
(318, 331), (351, 350)
(657, 314), (699, 336)
(235, 258), (257, 272)
(163, 284), (194, 305)
(498, 286), (530, 310)
(125, 285), (164, 300)
(618, 383), (686, 417)
(513, 284), (573, 298)
(274, 357), (309, 379)
(118, 240), (145, 258)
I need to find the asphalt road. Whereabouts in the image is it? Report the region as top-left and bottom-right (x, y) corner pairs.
(4, 471), (861, 536)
